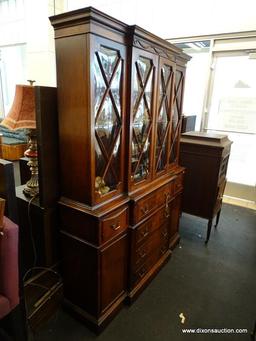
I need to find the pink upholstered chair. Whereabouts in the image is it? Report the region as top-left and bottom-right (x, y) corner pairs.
(0, 216), (19, 319)
(0, 216), (27, 341)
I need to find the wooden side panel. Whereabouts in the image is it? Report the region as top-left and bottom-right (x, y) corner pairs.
(59, 204), (99, 245)
(55, 34), (91, 205)
(180, 149), (220, 218)
(61, 232), (98, 316)
(100, 233), (128, 312)
(35, 86), (59, 208)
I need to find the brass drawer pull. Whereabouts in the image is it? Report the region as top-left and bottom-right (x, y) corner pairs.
(138, 267), (146, 278)
(111, 222), (121, 231)
(141, 206), (149, 214)
(160, 246), (167, 254)
(138, 248), (146, 259)
(165, 193), (171, 201)
(161, 229), (168, 238)
(165, 193), (170, 218)
(140, 227), (149, 238)
(165, 209), (170, 218)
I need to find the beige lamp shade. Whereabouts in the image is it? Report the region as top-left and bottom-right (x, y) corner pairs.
(0, 85), (36, 130)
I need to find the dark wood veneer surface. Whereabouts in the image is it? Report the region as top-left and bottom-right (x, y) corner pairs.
(180, 132), (232, 243)
(50, 6), (190, 332)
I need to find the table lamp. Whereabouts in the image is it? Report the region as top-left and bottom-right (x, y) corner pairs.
(0, 83), (39, 197)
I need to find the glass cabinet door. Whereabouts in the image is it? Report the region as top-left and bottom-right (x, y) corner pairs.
(155, 59), (174, 175)
(130, 50), (156, 185)
(169, 66), (185, 166)
(93, 40), (125, 198)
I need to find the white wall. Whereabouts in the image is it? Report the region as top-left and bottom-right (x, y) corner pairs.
(0, 0), (66, 90)
(1, 0), (256, 106)
(25, 0), (66, 86)
(67, 0), (256, 39)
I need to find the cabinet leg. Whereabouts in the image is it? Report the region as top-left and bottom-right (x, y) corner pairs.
(215, 209), (221, 228)
(205, 219), (213, 244)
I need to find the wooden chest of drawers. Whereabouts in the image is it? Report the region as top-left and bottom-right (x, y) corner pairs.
(179, 132), (232, 243)
(128, 170), (184, 300)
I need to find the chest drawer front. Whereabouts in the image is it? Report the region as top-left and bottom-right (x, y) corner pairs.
(160, 223), (169, 241)
(134, 193), (157, 223)
(133, 180), (176, 224)
(214, 179), (226, 214)
(134, 223), (169, 268)
(132, 236), (169, 286)
(156, 181), (174, 207)
(135, 220), (153, 245)
(219, 156), (229, 182)
(101, 206), (129, 243)
(132, 249), (159, 286)
(174, 173), (183, 193)
(134, 237), (157, 268)
(134, 198), (172, 246)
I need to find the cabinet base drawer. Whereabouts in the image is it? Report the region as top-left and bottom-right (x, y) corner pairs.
(101, 205), (129, 244)
(131, 238), (170, 287)
(132, 173), (184, 225)
(133, 223), (169, 269)
(128, 250), (171, 303)
(134, 194), (157, 223)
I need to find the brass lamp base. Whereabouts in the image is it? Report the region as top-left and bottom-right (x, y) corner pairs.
(23, 187), (39, 197)
(23, 129), (39, 197)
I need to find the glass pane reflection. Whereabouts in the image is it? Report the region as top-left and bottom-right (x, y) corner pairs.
(156, 64), (172, 172)
(95, 94), (119, 151)
(93, 58), (106, 116)
(132, 56), (153, 182)
(98, 46), (119, 81)
(94, 45), (122, 195)
(169, 70), (183, 165)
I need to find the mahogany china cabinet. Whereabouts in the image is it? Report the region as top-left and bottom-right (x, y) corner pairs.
(50, 7), (190, 331)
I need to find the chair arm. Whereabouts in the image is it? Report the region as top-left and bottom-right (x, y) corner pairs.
(0, 217), (19, 310)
